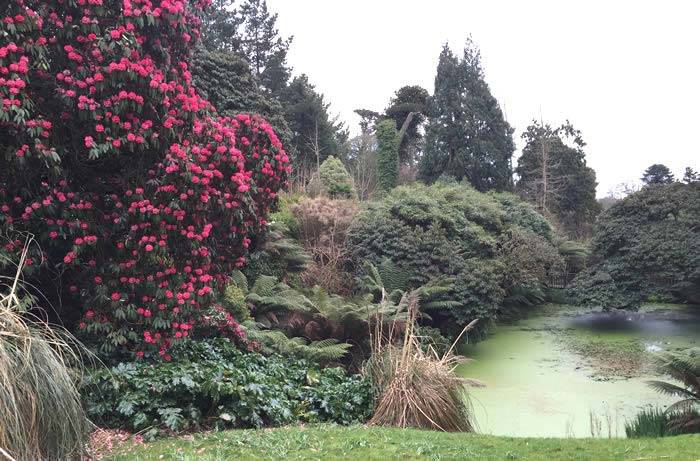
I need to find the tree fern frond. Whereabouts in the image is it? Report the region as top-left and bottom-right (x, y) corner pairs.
(421, 300), (462, 310)
(647, 380), (694, 398)
(230, 269), (248, 293)
(665, 398), (700, 415)
(250, 275), (278, 297)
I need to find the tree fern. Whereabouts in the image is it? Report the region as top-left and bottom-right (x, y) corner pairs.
(647, 350), (700, 433)
(242, 323), (351, 362)
(229, 269), (249, 293)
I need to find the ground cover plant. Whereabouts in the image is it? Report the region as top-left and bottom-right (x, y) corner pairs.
(83, 338), (373, 439)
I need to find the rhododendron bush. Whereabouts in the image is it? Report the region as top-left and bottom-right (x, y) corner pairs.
(0, 0), (290, 358)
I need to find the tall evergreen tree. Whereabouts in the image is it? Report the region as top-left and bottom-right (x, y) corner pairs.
(280, 75), (347, 173)
(420, 42), (515, 191)
(191, 47), (292, 148)
(641, 164), (675, 185)
(200, 0), (242, 53)
(516, 121), (600, 238)
(683, 166), (699, 184)
(200, 0), (292, 94)
(238, 0), (293, 87)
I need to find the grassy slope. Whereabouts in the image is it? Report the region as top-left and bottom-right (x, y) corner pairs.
(108, 425), (700, 461)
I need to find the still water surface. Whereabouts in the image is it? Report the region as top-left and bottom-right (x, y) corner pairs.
(458, 305), (700, 437)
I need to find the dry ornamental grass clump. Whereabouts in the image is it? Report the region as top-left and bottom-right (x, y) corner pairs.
(0, 239), (90, 460)
(365, 294), (482, 432)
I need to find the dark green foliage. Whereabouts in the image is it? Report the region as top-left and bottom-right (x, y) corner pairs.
(280, 75), (347, 173)
(238, 0), (293, 82)
(242, 220), (309, 284)
(516, 121), (600, 238)
(200, 0), (292, 89)
(641, 163), (675, 185)
(82, 339), (373, 438)
(683, 167), (699, 184)
(569, 182), (700, 307)
(415, 326), (452, 357)
(376, 119), (399, 191)
(347, 182), (558, 330)
(385, 85), (429, 165)
(319, 156), (356, 199)
(191, 47), (293, 150)
(420, 42), (514, 192)
(497, 228), (565, 292)
(625, 408), (674, 438)
(200, 0), (243, 53)
(646, 350), (700, 434)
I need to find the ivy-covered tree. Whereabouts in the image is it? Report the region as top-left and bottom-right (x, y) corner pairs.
(376, 120), (399, 191)
(516, 121), (600, 238)
(641, 163), (675, 185)
(385, 85), (429, 166)
(420, 42), (514, 191)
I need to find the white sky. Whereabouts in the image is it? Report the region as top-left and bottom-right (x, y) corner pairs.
(266, 0), (699, 197)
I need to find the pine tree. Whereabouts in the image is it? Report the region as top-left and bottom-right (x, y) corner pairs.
(641, 164), (675, 185)
(238, 0), (293, 85)
(420, 41), (515, 191)
(191, 47), (293, 151)
(682, 167), (699, 184)
(279, 75), (346, 174)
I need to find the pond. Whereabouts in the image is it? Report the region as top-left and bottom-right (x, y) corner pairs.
(457, 304), (700, 438)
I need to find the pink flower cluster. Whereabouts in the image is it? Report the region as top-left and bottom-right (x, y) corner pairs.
(0, 0), (290, 358)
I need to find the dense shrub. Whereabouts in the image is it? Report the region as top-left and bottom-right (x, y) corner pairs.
(319, 156), (356, 199)
(569, 182), (700, 307)
(83, 339), (373, 438)
(0, 1), (289, 357)
(347, 182), (559, 329)
(497, 228), (565, 291)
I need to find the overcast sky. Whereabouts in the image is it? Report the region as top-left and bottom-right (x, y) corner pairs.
(266, 0), (699, 197)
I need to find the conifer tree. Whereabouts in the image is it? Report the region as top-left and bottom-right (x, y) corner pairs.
(420, 41), (514, 191)
(376, 120), (400, 191)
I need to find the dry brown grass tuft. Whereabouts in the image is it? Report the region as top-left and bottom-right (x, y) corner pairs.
(0, 237), (91, 460)
(365, 294), (482, 432)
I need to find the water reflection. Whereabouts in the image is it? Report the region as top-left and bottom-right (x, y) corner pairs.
(567, 310), (700, 336)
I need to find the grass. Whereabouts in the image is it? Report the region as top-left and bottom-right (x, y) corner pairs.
(625, 408), (671, 438)
(104, 425), (700, 460)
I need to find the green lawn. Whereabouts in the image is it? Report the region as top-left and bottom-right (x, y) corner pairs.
(106, 425), (700, 460)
